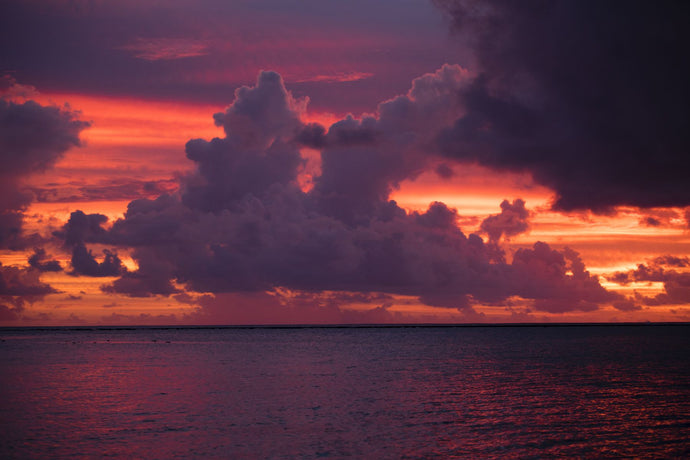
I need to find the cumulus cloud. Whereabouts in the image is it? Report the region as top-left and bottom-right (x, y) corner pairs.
(55, 211), (126, 277)
(182, 72), (306, 213)
(307, 64), (470, 224)
(57, 69), (620, 317)
(480, 198), (529, 243)
(434, 0), (690, 211)
(510, 244), (619, 313)
(0, 83), (89, 247)
(70, 243), (125, 277)
(213, 71), (306, 148)
(642, 275), (690, 307)
(55, 210), (109, 247)
(102, 247), (178, 297)
(28, 248), (62, 272)
(652, 256), (690, 268)
(606, 256), (690, 306)
(0, 262), (57, 320)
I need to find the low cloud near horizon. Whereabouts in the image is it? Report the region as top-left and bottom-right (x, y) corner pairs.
(53, 69), (625, 319)
(2, 0), (689, 324)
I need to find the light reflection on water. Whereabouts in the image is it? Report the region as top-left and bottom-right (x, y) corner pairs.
(1, 326), (688, 458)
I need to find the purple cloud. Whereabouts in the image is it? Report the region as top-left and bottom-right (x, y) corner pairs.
(119, 38), (210, 61)
(28, 248), (62, 272)
(55, 211), (109, 247)
(69, 243), (125, 278)
(0, 262), (57, 320)
(67, 70), (620, 315)
(54, 211), (126, 278)
(434, 0), (690, 211)
(31, 178), (178, 203)
(101, 247), (178, 297)
(511, 244), (617, 313)
(480, 199), (529, 243)
(0, 87), (89, 248)
(607, 256), (690, 306)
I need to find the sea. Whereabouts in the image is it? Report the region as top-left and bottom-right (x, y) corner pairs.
(1, 325), (688, 459)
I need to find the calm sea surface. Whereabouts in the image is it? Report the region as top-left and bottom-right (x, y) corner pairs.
(1, 325), (688, 458)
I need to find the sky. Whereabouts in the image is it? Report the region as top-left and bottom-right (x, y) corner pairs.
(1, 0), (689, 325)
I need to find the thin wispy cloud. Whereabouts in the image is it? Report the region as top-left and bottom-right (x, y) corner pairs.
(120, 38), (210, 61)
(296, 72), (374, 83)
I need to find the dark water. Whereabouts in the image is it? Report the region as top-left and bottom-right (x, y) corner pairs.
(1, 325), (688, 459)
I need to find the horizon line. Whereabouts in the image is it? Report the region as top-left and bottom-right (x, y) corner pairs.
(2, 321), (689, 332)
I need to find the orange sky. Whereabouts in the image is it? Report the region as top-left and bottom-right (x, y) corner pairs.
(1, 90), (687, 326)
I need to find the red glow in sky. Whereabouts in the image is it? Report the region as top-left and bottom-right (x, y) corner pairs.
(1, 0), (689, 325)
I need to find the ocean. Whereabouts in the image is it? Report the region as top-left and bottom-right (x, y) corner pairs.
(1, 325), (688, 458)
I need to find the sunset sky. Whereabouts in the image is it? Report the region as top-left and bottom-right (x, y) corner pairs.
(1, 0), (689, 325)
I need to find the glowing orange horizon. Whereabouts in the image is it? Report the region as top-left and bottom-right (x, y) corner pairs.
(1, 92), (688, 326)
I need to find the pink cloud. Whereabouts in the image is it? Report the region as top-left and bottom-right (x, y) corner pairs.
(296, 72), (374, 83)
(119, 38), (210, 61)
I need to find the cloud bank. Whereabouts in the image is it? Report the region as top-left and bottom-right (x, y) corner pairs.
(434, 0), (690, 211)
(54, 70), (622, 317)
(607, 256), (690, 307)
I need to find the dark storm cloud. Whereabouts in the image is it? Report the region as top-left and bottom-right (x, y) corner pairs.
(480, 199), (529, 243)
(81, 70), (620, 313)
(0, 93), (89, 247)
(434, 0), (690, 211)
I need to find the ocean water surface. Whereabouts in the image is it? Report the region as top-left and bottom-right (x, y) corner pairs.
(1, 325), (688, 458)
